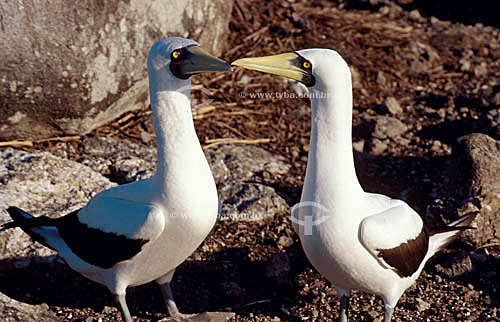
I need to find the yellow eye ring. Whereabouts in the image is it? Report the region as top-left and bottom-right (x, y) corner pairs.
(303, 61), (311, 69)
(172, 51), (180, 59)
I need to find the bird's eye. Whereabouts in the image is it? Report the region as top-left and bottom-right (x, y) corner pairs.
(303, 61), (311, 69)
(172, 51), (180, 59)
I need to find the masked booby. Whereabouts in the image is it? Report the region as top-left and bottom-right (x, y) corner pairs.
(232, 50), (476, 322)
(1, 37), (231, 322)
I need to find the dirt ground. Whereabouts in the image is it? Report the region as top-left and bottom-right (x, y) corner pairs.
(3, 0), (500, 321)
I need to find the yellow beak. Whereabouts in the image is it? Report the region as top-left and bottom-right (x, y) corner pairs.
(232, 52), (314, 86)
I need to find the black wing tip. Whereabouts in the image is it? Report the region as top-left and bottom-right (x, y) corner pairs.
(6, 206), (32, 217)
(6, 206), (21, 214)
(1, 207), (30, 232)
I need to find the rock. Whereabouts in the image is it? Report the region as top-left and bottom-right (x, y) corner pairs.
(367, 138), (388, 155)
(385, 97), (403, 115)
(0, 148), (114, 263)
(372, 116), (408, 139)
(406, 41), (440, 74)
(278, 235), (293, 248)
(454, 134), (500, 246)
(430, 140), (443, 153)
(349, 66), (363, 90)
(376, 71), (388, 87)
(490, 92), (500, 106)
(409, 9), (422, 21)
(415, 298), (431, 312)
(80, 136), (157, 183)
(352, 140), (365, 152)
(460, 59), (472, 72)
(435, 252), (474, 278)
(474, 62), (488, 78)
(0, 291), (58, 322)
(219, 183), (288, 221)
(0, 0), (233, 140)
(457, 134), (500, 195)
(206, 145), (291, 221)
(459, 195), (500, 247)
(204, 144), (291, 184)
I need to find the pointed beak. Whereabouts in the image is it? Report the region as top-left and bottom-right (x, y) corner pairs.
(232, 52), (315, 86)
(171, 45), (231, 79)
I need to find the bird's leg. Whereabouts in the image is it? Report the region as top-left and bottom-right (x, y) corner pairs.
(158, 279), (180, 316)
(156, 270), (234, 322)
(157, 270), (181, 317)
(115, 294), (133, 322)
(383, 303), (394, 322)
(336, 288), (350, 322)
(339, 295), (349, 322)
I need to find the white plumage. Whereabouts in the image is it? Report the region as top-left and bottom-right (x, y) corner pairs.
(2, 37), (230, 322)
(232, 48), (476, 321)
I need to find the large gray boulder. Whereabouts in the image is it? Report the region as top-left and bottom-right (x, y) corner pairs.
(0, 0), (233, 140)
(0, 292), (58, 322)
(204, 144), (291, 221)
(0, 148), (114, 265)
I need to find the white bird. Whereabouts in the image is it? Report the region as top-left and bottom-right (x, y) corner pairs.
(232, 50), (476, 321)
(1, 37), (230, 322)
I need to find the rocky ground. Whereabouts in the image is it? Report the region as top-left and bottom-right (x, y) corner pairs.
(1, 0), (500, 321)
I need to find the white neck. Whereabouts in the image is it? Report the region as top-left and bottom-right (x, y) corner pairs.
(304, 77), (363, 205)
(148, 71), (205, 184)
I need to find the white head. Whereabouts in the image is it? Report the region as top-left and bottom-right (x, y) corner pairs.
(231, 48), (352, 98)
(147, 37), (230, 91)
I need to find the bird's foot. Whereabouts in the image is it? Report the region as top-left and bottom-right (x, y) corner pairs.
(158, 311), (235, 322)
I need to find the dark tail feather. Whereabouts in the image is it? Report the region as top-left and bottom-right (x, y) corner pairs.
(1, 207), (33, 231)
(428, 212), (479, 255)
(448, 211), (479, 227)
(2, 206), (56, 248)
(431, 211), (479, 235)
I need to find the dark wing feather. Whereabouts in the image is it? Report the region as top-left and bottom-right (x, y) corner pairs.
(376, 229), (429, 278)
(56, 210), (149, 269)
(3, 206), (150, 269)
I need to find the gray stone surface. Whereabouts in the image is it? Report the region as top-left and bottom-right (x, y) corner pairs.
(0, 292), (58, 322)
(80, 136), (157, 184)
(219, 182), (289, 221)
(205, 145), (291, 221)
(385, 96), (403, 115)
(372, 116), (408, 140)
(457, 133), (500, 195)
(434, 252), (474, 278)
(204, 144), (291, 184)
(0, 0), (233, 140)
(367, 138), (388, 155)
(0, 148), (114, 263)
(455, 133), (500, 246)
